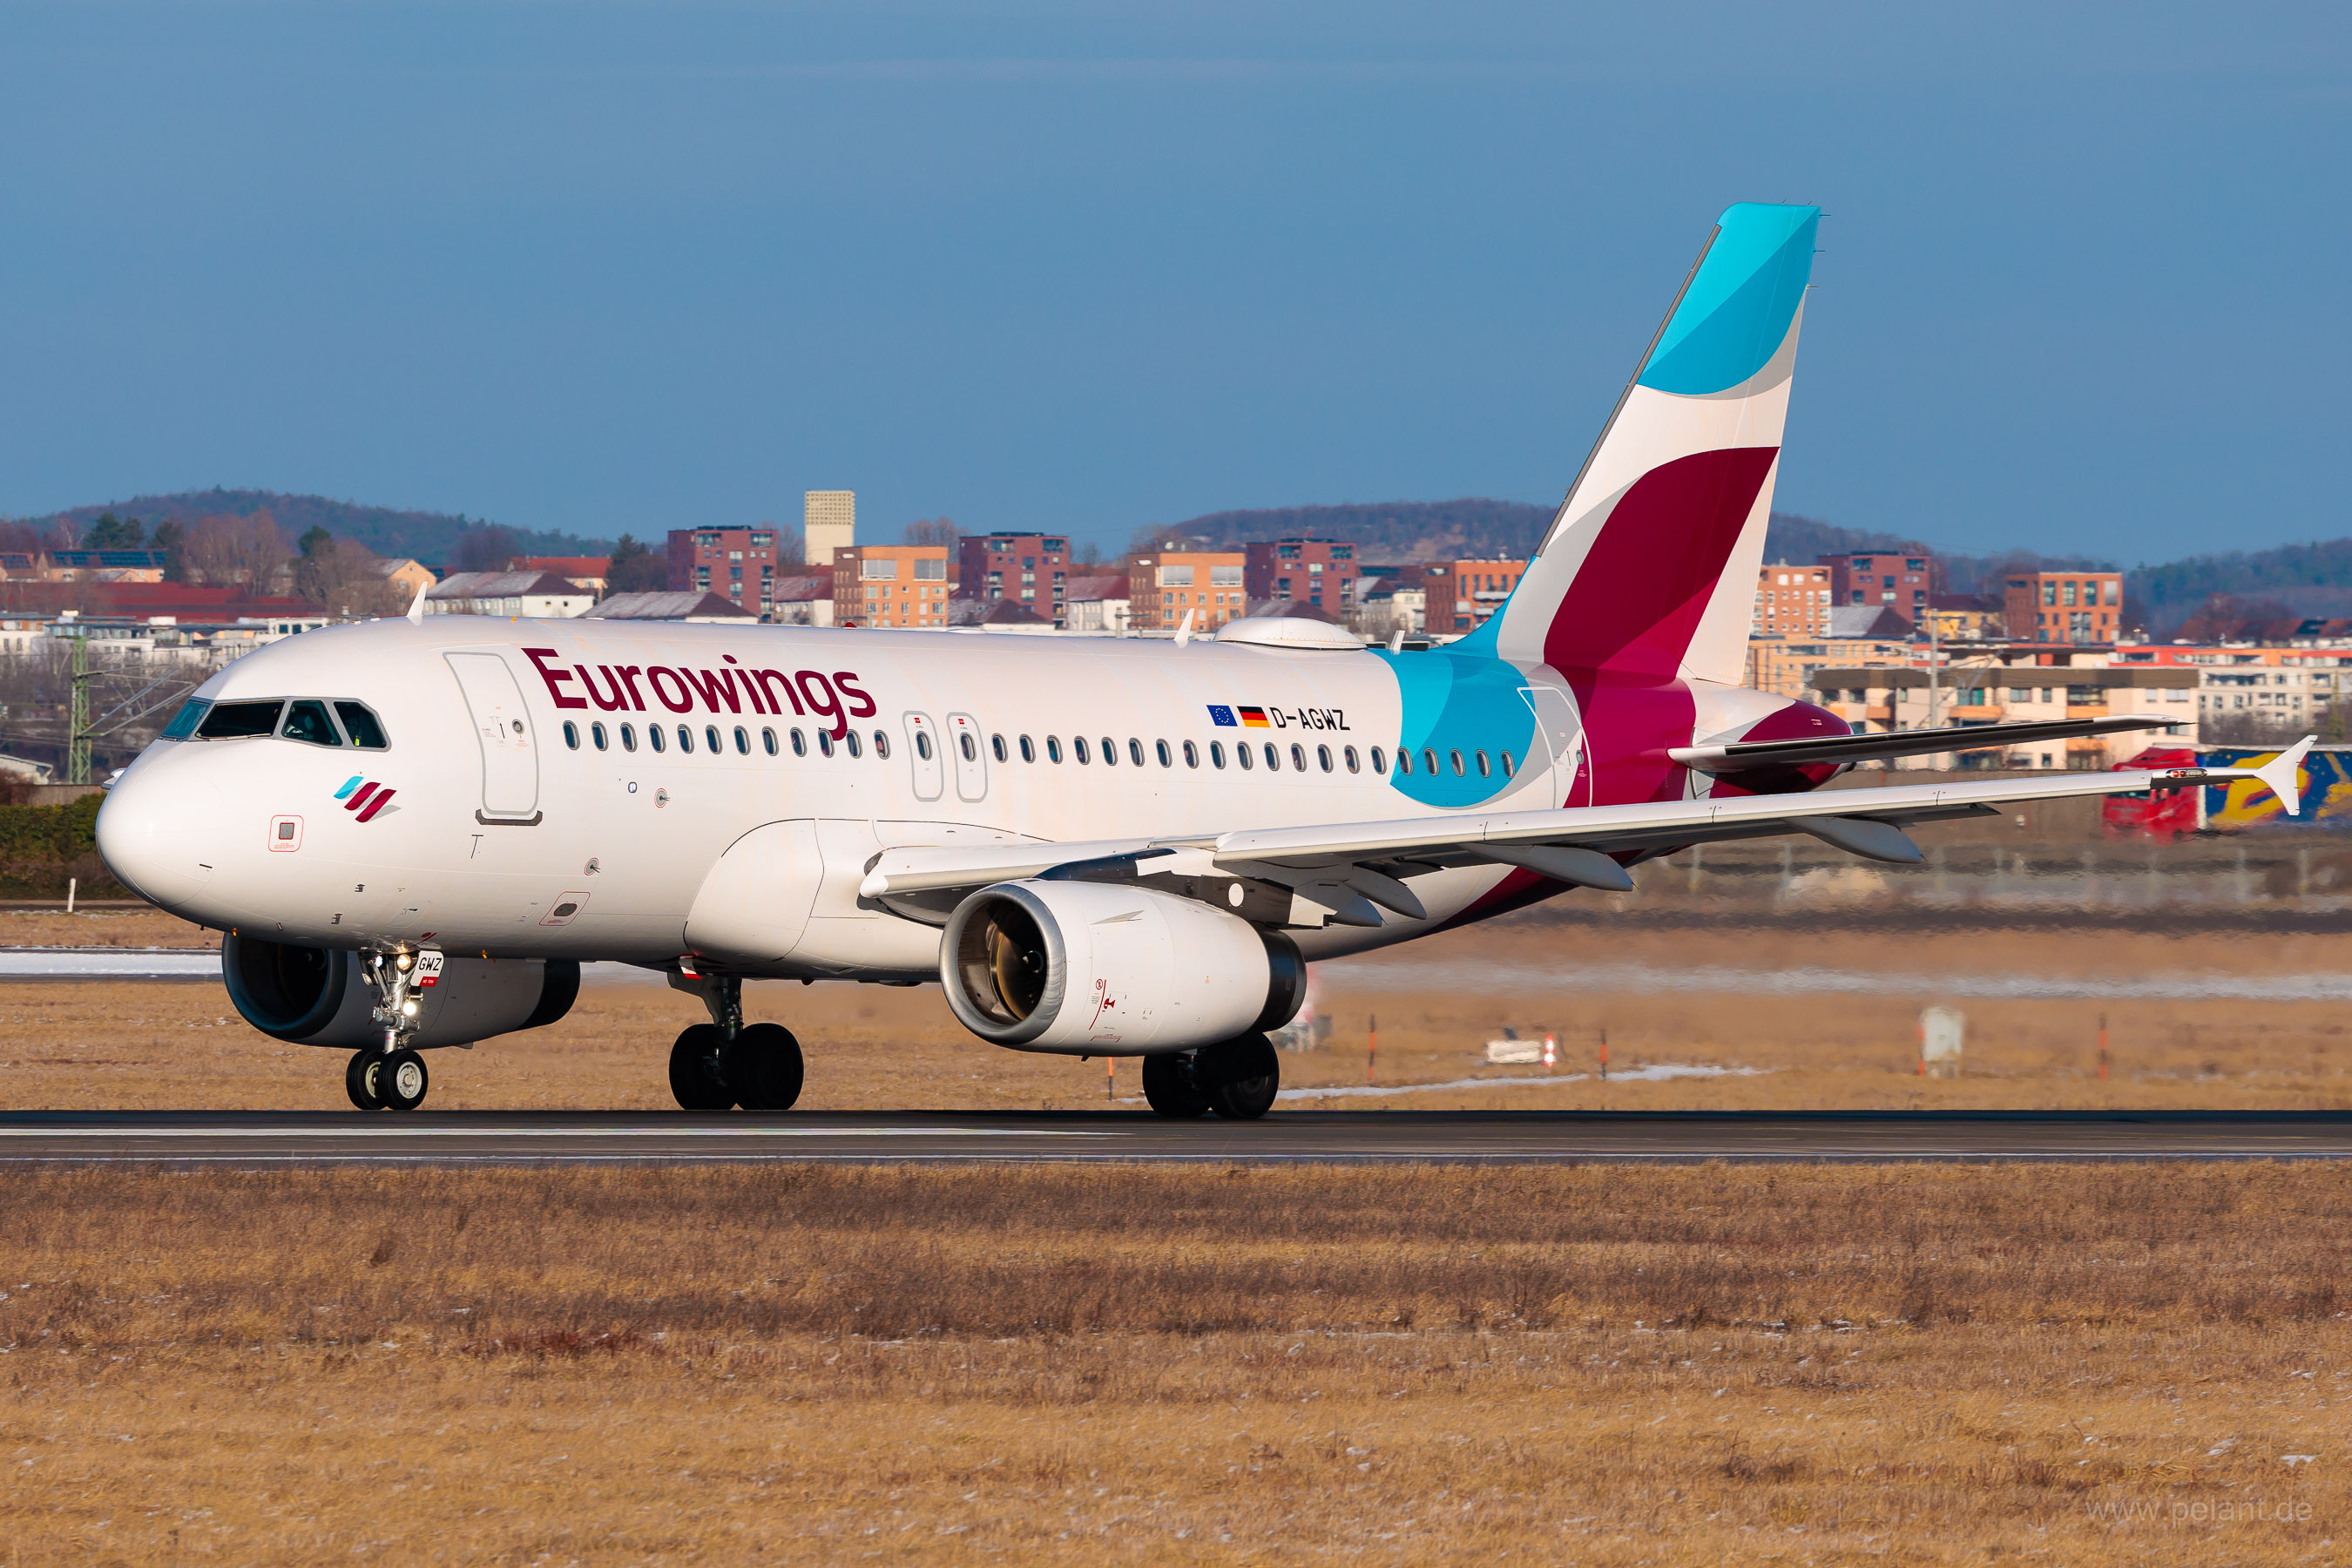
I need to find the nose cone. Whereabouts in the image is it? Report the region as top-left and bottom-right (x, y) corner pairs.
(96, 751), (226, 915)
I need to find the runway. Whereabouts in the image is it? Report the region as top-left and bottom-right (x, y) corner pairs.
(3, 1109), (2348, 1165)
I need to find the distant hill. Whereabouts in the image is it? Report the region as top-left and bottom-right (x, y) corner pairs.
(17, 489), (614, 567)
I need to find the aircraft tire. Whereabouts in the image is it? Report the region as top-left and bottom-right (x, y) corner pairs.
(668, 1024), (735, 1112)
(379, 1049), (429, 1112)
(1201, 1034), (1281, 1121)
(345, 1051), (384, 1112)
(723, 1023), (805, 1112)
(1141, 1052), (1211, 1119)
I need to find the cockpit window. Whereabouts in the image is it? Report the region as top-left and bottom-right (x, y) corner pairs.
(197, 700), (286, 740)
(333, 701), (389, 750)
(159, 700), (211, 740)
(280, 700), (341, 747)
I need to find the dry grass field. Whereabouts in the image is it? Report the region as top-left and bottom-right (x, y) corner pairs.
(2, 1162), (2346, 1565)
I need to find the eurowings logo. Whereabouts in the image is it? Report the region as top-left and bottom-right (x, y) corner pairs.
(334, 775), (398, 822)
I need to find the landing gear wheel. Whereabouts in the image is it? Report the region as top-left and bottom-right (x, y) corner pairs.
(1142, 1052), (1211, 1119)
(378, 1048), (429, 1112)
(722, 1022), (805, 1112)
(1200, 1034), (1281, 1121)
(668, 1023), (734, 1111)
(345, 1051), (384, 1112)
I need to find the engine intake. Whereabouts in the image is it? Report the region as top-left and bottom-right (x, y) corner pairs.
(940, 881), (1303, 1054)
(221, 934), (579, 1050)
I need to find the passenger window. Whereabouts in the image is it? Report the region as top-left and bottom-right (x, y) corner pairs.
(1020, 735), (1037, 762)
(1500, 752), (1514, 776)
(1290, 743), (1306, 771)
(1182, 740), (1199, 768)
(1343, 746), (1359, 774)
(1370, 747), (1386, 774)
(761, 727), (777, 756)
(1102, 737), (1119, 766)
(591, 722), (609, 751)
(562, 720), (580, 750)
(1396, 747), (1411, 775)
(791, 728), (807, 757)
(1265, 743), (1281, 771)
(620, 723), (638, 752)
(706, 725), (722, 754)
(334, 702), (390, 749)
(1210, 740), (1226, 769)
(677, 726), (693, 754)
(963, 733), (979, 762)
(1157, 740), (1173, 767)
(846, 730), (863, 758)
(817, 730), (833, 757)
(992, 734), (1008, 763)
(1074, 736), (1091, 764)
(280, 700), (341, 747)
(1047, 736), (1063, 763)
(197, 700), (283, 740)
(733, 726), (750, 755)
(1127, 739), (1144, 767)
(875, 731), (891, 760)
(1237, 742), (1254, 771)
(649, 726), (666, 753)
(1475, 750), (1490, 777)
(161, 700), (211, 740)
(1423, 747), (1439, 776)
(1317, 745), (1333, 773)
(1449, 749), (1465, 776)
(916, 732), (933, 761)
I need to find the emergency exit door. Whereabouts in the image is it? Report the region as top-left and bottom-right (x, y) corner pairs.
(446, 652), (541, 822)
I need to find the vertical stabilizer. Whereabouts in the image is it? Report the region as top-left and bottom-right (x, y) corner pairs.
(1486, 203), (1818, 686)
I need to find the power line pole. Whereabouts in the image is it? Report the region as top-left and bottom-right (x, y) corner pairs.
(66, 634), (92, 785)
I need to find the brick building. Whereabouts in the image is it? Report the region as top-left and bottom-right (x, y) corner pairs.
(667, 526), (786, 614)
(955, 533), (1071, 621)
(1419, 558), (1528, 635)
(2004, 571), (2125, 644)
(1822, 551), (1931, 616)
(1128, 550), (1246, 631)
(833, 544), (954, 629)
(1243, 539), (1361, 618)
(1753, 561), (1832, 638)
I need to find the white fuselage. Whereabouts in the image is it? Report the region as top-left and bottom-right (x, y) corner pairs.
(99, 615), (1628, 977)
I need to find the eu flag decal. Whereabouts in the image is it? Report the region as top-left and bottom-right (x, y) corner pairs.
(1206, 705), (1238, 727)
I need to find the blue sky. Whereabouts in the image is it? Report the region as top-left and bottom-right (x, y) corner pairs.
(2, 2), (2346, 561)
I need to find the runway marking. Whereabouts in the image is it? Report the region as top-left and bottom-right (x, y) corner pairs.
(1321, 958), (2352, 1003)
(1275, 1064), (1766, 1100)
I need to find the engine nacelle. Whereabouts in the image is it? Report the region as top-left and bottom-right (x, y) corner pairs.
(940, 880), (1304, 1054)
(221, 934), (580, 1051)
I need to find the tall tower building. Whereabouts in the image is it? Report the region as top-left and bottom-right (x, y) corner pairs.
(804, 490), (855, 571)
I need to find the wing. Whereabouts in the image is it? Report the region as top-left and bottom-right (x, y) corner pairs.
(859, 740), (2311, 929)
(1671, 714), (2178, 773)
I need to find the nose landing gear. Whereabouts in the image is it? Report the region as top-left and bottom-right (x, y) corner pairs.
(344, 947), (436, 1112)
(666, 970), (804, 1112)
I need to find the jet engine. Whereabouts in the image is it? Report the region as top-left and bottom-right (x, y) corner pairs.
(220, 933), (579, 1051)
(940, 880), (1304, 1054)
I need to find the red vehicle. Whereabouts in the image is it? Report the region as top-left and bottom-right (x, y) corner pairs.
(2102, 747), (2200, 839)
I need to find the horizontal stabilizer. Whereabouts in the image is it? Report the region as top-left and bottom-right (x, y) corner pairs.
(1672, 714), (2176, 773)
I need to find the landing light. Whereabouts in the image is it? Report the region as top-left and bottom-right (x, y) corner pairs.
(401, 1000), (418, 1017)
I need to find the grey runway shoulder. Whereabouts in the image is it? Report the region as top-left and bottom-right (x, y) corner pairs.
(2, 1110), (2349, 1166)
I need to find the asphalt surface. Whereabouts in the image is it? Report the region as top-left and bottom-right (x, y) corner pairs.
(3, 1110), (2349, 1165)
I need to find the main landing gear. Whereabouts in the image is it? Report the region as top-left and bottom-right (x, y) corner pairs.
(1141, 1034), (1281, 1121)
(347, 947), (435, 1112)
(667, 971), (804, 1112)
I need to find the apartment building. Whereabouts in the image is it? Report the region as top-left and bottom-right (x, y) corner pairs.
(956, 533), (1071, 620)
(1744, 632), (1916, 702)
(1244, 539), (1361, 617)
(2003, 571), (2125, 644)
(666, 526), (786, 613)
(1421, 558), (1528, 635)
(2114, 644), (2347, 729)
(1810, 660), (2199, 768)
(1128, 551), (1246, 631)
(1754, 562), (1833, 638)
(833, 544), (953, 628)
(1822, 551), (1932, 615)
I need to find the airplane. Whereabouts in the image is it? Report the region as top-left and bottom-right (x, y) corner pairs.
(94, 201), (2314, 1117)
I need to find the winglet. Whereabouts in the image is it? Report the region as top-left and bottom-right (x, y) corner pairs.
(405, 582), (429, 625)
(1173, 608), (1195, 648)
(2254, 735), (2315, 816)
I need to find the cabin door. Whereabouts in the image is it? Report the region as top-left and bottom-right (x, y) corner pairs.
(445, 652), (542, 822)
